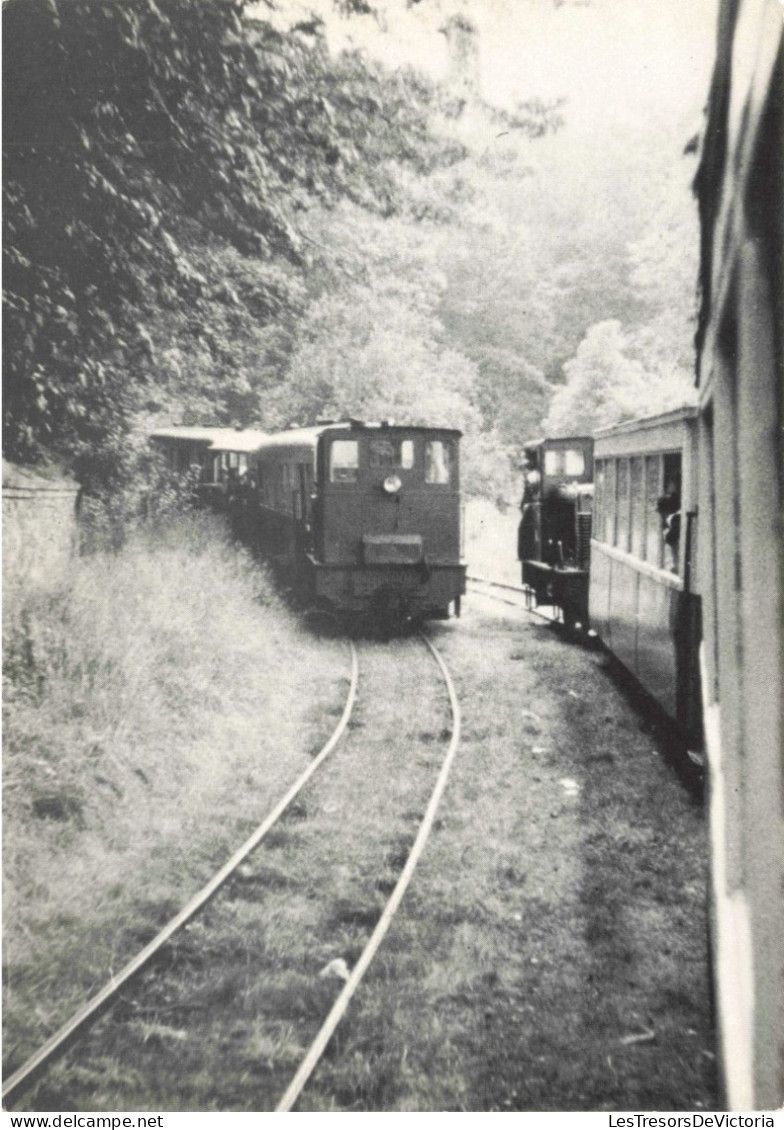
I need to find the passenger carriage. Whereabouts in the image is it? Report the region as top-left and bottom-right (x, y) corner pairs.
(590, 406), (703, 753)
(149, 426), (269, 507)
(692, 0), (783, 1108)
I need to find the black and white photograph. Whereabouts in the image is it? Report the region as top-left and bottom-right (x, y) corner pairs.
(3, 0), (782, 1116)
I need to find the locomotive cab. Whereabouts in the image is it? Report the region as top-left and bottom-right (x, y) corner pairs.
(312, 423), (465, 622)
(518, 435), (594, 627)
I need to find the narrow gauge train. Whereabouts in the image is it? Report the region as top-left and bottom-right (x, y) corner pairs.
(245, 421), (466, 623)
(151, 421), (466, 624)
(591, 406), (703, 755)
(518, 409), (703, 754)
(149, 425), (270, 508)
(518, 0), (783, 1104)
(692, 0), (783, 1109)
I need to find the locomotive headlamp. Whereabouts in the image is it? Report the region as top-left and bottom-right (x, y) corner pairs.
(383, 474), (402, 494)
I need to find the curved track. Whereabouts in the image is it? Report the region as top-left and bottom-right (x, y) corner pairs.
(467, 574), (562, 621)
(2, 642), (360, 1107)
(276, 632), (461, 1111)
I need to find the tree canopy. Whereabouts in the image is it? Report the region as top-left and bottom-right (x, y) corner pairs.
(2, 0), (464, 487)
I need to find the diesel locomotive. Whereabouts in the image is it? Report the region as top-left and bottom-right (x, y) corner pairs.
(244, 420), (466, 623)
(151, 420), (466, 625)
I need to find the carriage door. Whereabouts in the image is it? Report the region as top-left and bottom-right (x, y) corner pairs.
(321, 437), (362, 563)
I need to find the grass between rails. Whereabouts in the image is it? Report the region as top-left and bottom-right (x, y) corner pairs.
(3, 512), (349, 1077)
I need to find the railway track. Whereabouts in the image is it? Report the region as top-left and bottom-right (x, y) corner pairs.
(4, 632), (461, 1112)
(466, 574), (562, 622)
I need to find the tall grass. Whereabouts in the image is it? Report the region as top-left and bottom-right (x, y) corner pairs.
(3, 509), (344, 1059)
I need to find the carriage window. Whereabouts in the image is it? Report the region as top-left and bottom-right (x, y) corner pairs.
(594, 461), (605, 542)
(425, 440), (452, 484)
(630, 456), (645, 559)
(662, 453), (682, 501)
(330, 440), (359, 482)
(645, 456), (663, 565)
(661, 453), (683, 573)
(369, 438), (414, 469)
(604, 460), (617, 546)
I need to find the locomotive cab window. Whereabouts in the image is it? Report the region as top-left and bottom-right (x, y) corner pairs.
(544, 448), (585, 476)
(564, 448), (585, 476)
(329, 440), (359, 482)
(369, 438), (414, 469)
(425, 439), (453, 484)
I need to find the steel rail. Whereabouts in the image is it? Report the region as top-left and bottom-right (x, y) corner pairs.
(466, 573), (529, 595)
(3, 642), (360, 1107)
(467, 574), (562, 622)
(276, 632), (462, 1112)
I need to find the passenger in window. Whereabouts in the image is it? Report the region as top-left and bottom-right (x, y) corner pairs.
(657, 491), (681, 573)
(663, 511), (681, 573)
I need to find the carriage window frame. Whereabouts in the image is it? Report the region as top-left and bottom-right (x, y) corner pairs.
(329, 439), (359, 483)
(630, 455), (646, 559)
(604, 460), (617, 546)
(425, 439), (454, 485)
(645, 455), (663, 566)
(615, 458), (631, 551)
(594, 460), (606, 542)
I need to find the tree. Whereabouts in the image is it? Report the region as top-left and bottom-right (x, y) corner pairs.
(544, 319), (695, 435)
(266, 201), (518, 497)
(2, 0), (464, 488)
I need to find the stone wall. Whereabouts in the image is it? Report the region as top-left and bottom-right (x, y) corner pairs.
(3, 462), (80, 593)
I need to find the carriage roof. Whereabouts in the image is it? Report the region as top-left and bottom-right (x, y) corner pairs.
(249, 421), (462, 462)
(149, 426), (269, 454)
(151, 422), (462, 466)
(593, 405), (698, 441)
(523, 435), (593, 451)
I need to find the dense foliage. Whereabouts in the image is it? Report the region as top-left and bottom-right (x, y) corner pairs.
(2, 0), (463, 488)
